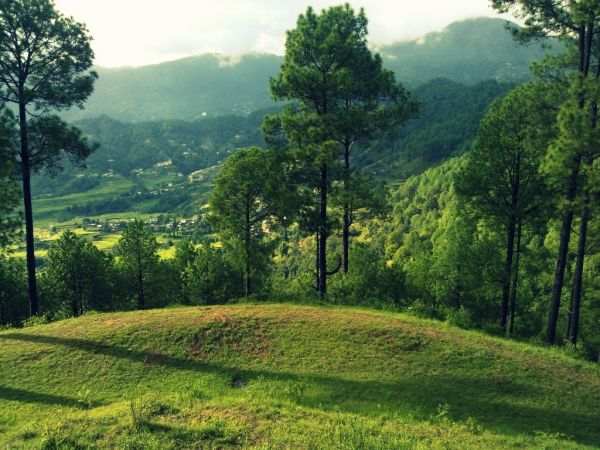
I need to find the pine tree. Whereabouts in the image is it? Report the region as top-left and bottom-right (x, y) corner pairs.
(0, 0), (97, 315)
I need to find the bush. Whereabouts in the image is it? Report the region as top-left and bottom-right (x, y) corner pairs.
(446, 307), (475, 329)
(22, 315), (49, 328)
(329, 243), (405, 306)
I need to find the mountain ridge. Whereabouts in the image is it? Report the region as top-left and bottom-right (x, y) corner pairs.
(62, 17), (551, 123)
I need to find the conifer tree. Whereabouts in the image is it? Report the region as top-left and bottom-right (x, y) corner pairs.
(0, 0), (97, 315)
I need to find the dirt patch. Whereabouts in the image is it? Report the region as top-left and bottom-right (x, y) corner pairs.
(144, 351), (172, 366)
(187, 316), (269, 360)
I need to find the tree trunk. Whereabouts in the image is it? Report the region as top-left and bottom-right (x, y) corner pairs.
(508, 222), (522, 337)
(138, 263), (145, 310)
(547, 22), (593, 344)
(318, 164), (328, 297)
(342, 142), (351, 274)
(315, 230), (320, 291)
(18, 100), (39, 317)
(547, 153), (581, 345)
(501, 216), (516, 331)
(244, 198), (251, 297)
(568, 196), (590, 345)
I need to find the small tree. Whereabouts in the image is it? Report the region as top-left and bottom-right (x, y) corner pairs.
(183, 243), (241, 304)
(0, 257), (28, 325)
(0, 0), (97, 315)
(42, 230), (113, 316)
(116, 220), (159, 310)
(210, 147), (288, 296)
(172, 239), (198, 304)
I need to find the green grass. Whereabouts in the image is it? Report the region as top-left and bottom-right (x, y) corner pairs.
(33, 177), (133, 216)
(1, 304), (599, 449)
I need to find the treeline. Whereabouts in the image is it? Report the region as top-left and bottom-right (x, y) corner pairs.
(0, 224), (243, 325)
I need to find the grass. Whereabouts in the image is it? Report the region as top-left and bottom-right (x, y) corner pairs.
(0, 303), (599, 449)
(32, 177), (133, 216)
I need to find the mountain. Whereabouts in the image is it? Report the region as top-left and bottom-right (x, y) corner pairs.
(379, 17), (552, 86)
(63, 18), (551, 123)
(62, 53), (282, 122)
(1, 304), (598, 448)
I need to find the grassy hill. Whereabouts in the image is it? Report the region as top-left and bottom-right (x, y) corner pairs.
(0, 304), (598, 448)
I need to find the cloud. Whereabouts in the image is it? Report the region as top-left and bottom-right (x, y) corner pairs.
(53, 0), (513, 67)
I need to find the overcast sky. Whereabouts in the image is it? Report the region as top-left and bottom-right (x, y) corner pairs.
(53, 0), (512, 68)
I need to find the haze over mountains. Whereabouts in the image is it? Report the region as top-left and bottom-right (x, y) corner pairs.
(63, 18), (551, 123)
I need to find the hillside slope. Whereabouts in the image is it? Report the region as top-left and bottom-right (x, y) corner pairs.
(0, 304), (598, 448)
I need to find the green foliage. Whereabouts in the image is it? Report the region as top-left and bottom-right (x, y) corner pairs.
(0, 109), (20, 249)
(329, 242), (405, 307)
(0, 0), (98, 172)
(181, 243), (242, 305)
(116, 220), (160, 309)
(41, 230), (115, 317)
(384, 158), (505, 323)
(542, 75), (600, 202)
(209, 147), (289, 295)
(0, 257), (28, 325)
(458, 82), (556, 227)
(0, 0), (96, 110)
(21, 314), (49, 328)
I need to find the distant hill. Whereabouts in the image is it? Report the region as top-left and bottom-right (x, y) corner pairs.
(62, 54), (282, 122)
(63, 18), (551, 123)
(35, 78), (510, 206)
(379, 17), (551, 86)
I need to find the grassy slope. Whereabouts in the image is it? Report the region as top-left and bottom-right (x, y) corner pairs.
(0, 304), (598, 449)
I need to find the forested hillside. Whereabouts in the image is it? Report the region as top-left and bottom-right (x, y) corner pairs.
(34, 78), (512, 204)
(357, 78), (514, 178)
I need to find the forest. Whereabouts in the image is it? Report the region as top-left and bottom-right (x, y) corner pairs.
(0, 0), (599, 448)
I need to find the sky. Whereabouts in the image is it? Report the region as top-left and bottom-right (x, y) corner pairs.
(53, 0), (512, 68)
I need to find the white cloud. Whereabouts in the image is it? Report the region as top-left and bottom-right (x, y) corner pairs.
(53, 0), (514, 67)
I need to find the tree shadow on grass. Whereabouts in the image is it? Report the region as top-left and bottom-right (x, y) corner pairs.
(1, 332), (598, 446)
(0, 385), (103, 409)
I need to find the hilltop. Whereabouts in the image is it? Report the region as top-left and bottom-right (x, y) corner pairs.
(1, 304), (598, 448)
